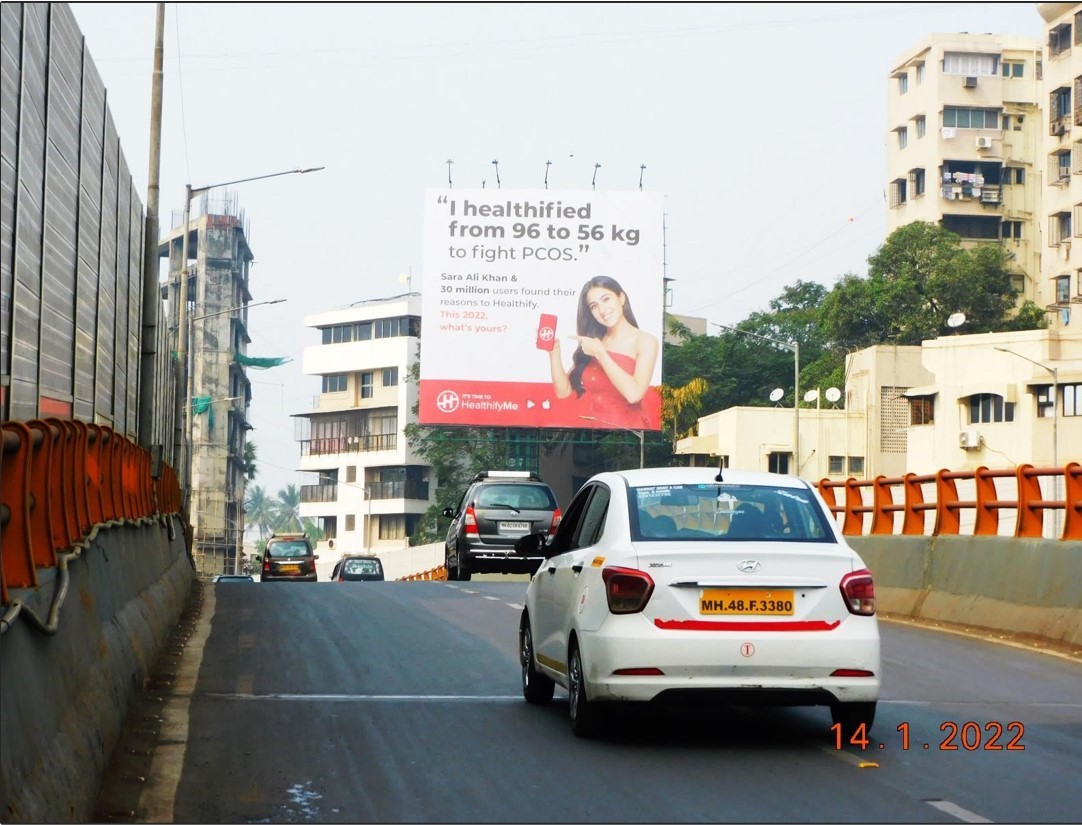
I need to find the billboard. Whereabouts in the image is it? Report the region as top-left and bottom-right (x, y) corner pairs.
(419, 189), (665, 431)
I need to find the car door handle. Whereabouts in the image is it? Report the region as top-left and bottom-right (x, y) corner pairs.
(572, 563), (583, 573)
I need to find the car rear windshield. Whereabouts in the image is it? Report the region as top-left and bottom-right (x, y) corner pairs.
(267, 540), (311, 558)
(343, 559), (383, 575)
(629, 483), (836, 543)
(475, 484), (556, 510)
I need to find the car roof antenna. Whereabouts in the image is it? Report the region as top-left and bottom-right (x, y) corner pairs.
(715, 462), (724, 509)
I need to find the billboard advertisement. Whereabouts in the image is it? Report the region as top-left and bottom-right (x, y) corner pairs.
(419, 189), (665, 431)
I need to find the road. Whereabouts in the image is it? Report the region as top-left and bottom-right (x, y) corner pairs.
(96, 579), (1081, 823)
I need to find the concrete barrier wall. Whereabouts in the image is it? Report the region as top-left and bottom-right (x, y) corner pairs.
(850, 536), (1082, 648)
(0, 517), (193, 823)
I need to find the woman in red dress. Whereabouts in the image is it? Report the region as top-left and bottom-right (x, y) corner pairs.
(547, 276), (660, 429)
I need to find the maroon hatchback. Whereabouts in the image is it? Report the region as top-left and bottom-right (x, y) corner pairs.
(261, 533), (319, 582)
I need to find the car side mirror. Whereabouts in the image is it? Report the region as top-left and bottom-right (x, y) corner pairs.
(442, 507), (455, 518)
(313, 554), (320, 560)
(514, 532), (548, 556)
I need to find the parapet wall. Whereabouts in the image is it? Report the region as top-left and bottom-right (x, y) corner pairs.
(0, 517), (193, 823)
(851, 535), (1082, 648)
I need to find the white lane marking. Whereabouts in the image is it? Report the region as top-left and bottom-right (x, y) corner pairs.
(446, 584), (459, 589)
(926, 800), (993, 823)
(482, 595), (500, 601)
(506, 602), (523, 610)
(461, 589), (478, 594)
(206, 693), (521, 702)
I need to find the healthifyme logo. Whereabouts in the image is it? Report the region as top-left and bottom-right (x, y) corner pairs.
(538, 326), (555, 344)
(436, 390), (460, 413)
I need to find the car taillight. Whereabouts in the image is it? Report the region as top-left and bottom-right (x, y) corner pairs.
(262, 556), (271, 573)
(464, 505), (479, 535)
(840, 569), (876, 616)
(549, 508), (562, 535)
(601, 566), (654, 614)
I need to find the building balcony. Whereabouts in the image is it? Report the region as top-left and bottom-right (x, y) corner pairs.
(299, 433), (398, 456)
(300, 484), (338, 503)
(366, 480), (430, 501)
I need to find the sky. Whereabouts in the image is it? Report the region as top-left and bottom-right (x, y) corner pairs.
(68, 1), (1048, 498)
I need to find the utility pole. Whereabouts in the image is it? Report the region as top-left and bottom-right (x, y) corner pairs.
(137, 2), (165, 451)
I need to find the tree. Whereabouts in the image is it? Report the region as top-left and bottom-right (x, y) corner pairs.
(820, 222), (1037, 348)
(243, 440), (258, 482)
(273, 484), (302, 533)
(244, 484), (277, 540)
(660, 377), (709, 450)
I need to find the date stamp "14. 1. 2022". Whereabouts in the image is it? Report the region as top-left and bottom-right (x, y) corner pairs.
(833, 720), (1026, 751)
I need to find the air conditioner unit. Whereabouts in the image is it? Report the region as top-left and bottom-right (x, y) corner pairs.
(964, 76), (978, 88)
(976, 136), (993, 149)
(959, 430), (983, 450)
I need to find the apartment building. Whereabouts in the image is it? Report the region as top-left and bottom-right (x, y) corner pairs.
(296, 293), (433, 560)
(887, 32), (1043, 303)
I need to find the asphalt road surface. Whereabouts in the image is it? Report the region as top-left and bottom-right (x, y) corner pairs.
(97, 578), (1082, 823)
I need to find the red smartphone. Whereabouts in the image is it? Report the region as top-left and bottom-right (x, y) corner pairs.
(536, 313), (557, 351)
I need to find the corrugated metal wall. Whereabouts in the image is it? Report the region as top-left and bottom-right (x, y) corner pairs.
(0, 3), (174, 450)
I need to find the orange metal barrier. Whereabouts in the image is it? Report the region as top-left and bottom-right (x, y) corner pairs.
(817, 462), (1082, 541)
(0, 418), (183, 605)
(398, 566), (449, 582)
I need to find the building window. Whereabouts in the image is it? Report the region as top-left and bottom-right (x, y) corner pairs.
(360, 372), (374, 399)
(968, 394), (1014, 424)
(322, 374), (348, 393)
(942, 52), (998, 76)
(1049, 211), (1072, 245)
(1001, 60), (1025, 78)
(1065, 383), (1081, 416)
(943, 106), (1002, 129)
(897, 73), (908, 94)
(1049, 22), (1072, 58)
(910, 168), (926, 197)
(915, 62), (925, 85)
(1056, 275), (1071, 303)
(382, 367), (399, 386)
(915, 115), (926, 139)
(356, 321), (372, 340)
(896, 127), (908, 149)
(1050, 150), (1072, 183)
(1002, 220), (1023, 240)
(379, 514), (407, 540)
(910, 397), (934, 425)
(828, 455), (845, 474)
(345, 514), (355, 531)
(1004, 166), (1025, 185)
(1036, 385), (1055, 418)
(346, 465), (357, 483)
(1011, 274), (1025, 294)
(1050, 87), (1072, 134)
(847, 457), (865, 475)
(890, 178), (907, 208)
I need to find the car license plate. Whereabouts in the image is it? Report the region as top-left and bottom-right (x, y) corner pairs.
(700, 589), (794, 615)
(499, 521), (530, 532)
(280, 564), (300, 573)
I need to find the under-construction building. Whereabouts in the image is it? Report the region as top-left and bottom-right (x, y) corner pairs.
(160, 192), (255, 576)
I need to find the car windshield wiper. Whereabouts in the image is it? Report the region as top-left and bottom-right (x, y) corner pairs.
(483, 503), (521, 511)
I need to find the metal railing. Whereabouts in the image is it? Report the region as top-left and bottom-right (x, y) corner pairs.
(300, 484), (338, 503)
(817, 462), (1081, 541)
(298, 434), (397, 456)
(366, 480), (429, 501)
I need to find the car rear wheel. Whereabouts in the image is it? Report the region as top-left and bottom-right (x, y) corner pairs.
(520, 618), (554, 704)
(568, 642), (602, 737)
(831, 701), (877, 738)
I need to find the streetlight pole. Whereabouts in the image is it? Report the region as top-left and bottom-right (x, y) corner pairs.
(994, 346), (1059, 535)
(713, 322), (800, 476)
(580, 415), (644, 468)
(174, 167), (324, 496)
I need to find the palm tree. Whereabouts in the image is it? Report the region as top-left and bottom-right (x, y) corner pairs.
(274, 484), (303, 533)
(244, 485), (277, 541)
(243, 440), (258, 482)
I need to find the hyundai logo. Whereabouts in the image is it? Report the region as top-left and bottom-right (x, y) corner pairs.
(737, 560), (761, 573)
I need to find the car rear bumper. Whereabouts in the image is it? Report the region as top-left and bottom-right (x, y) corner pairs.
(261, 574), (318, 582)
(578, 615), (881, 704)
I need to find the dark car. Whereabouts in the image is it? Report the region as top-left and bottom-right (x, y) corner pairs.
(261, 533), (319, 582)
(442, 471), (561, 581)
(331, 555), (385, 582)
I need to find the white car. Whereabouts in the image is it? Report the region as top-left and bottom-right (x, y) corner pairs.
(516, 467), (880, 738)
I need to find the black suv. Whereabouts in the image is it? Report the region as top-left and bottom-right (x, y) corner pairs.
(442, 471), (561, 581)
(261, 533), (319, 582)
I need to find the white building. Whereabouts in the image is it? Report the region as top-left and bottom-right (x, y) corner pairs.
(295, 293), (433, 563)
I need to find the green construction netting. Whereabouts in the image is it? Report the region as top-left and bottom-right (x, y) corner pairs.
(234, 353), (290, 369)
(191, 396), (216, 431)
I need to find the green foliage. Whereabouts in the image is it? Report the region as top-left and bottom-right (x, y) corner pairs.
(820, 222), (1030, 347)
(244, 484), (277, 540)
(243, 440), (258, 482)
